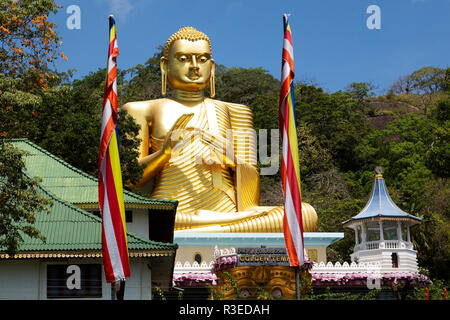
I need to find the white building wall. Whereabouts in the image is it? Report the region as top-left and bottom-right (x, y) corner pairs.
(125, 209), (149, 239)
(175, 245), (328, 267)
(0, 261), (40, 299)
(351, 248), (419, 273)
(0, 259), (152, 300)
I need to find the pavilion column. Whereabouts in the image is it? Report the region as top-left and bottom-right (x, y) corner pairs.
(361, 223), (367, 249)
(379, 221), (384, 241)
(354, 226), (359, 245)
(407, 224), (411, 243)
(397, 221), (402, 242)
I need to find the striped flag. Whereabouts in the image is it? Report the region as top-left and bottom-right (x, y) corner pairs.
(98, 15), (130, 283)
(279, 14), (304, 267)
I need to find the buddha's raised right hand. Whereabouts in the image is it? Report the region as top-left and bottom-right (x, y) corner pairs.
(161, 113), (194, 157)
(132, 113), (194, 188)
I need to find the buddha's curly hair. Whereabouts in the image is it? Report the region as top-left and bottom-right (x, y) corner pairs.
(163, 26), (211, 58)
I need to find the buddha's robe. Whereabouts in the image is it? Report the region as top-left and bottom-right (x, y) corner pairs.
(149, 99), (318, 232)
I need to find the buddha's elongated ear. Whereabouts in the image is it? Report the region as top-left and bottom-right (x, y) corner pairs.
(160, 57), (168, 97)
(209, 59), (215, 98)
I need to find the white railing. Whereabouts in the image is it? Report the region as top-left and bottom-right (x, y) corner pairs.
(366, 241), (379, 250)
(173, 260), (418, 276)
(311, 261), (382, 274)
(384, 240), (399, 249)
(213, 246), (236, 260)
(311, 260), (420, 275)
(174, 261), (215, 274)
(355, 240), (413, 252)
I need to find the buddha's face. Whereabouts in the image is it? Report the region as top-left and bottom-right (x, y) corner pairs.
(165, 39), (214, 92)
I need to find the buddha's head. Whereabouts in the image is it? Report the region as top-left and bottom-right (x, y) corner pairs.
(161, 27), (215, 97)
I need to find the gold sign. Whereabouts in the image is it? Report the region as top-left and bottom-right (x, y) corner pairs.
(236, 248), (290, 266)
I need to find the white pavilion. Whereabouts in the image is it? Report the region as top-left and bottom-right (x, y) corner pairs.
(342, 168), (422, 273)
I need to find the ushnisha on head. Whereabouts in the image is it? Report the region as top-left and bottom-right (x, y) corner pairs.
(163, 27), (211, 59)
(160, 27), (215, 98)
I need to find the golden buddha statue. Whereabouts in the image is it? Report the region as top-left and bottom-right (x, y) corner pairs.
(123, 27), (318, 233)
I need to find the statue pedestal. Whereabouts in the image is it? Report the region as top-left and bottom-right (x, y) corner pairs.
(213, 266), (311, 300)
(172, 232), (343, 299)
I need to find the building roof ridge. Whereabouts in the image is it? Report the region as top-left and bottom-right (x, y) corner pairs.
(4, 138), (177, 208)
(33, 180), (177, 249)
(0, 163), (177, 253)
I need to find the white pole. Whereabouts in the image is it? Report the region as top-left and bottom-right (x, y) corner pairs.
(379, 221), (384, 241)
(361, 223), (367, 249)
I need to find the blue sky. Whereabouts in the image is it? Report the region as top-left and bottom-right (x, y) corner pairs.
(51, 0), (449, 94)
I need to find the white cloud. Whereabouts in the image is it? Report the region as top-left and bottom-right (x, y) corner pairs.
(105, 0), (135, 22)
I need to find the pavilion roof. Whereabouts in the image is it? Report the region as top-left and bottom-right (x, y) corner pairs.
(342, 173), (421, 227)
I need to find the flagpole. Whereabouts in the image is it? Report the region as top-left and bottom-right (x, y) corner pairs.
(110, 284), (115, 300)
(100, 13), (130, 299)
(111, 280), (126, 300)
(117, 280), (125, 300)
(108, 14), (117, 302)
(280, 12), (304, 301)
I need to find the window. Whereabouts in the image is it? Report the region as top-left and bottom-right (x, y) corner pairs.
(125, 210), (133, 223)
(194, 253), (202, 264)
(391, 253), (399, 268)
(383, 221), (398, 240)
(47, 264), (102, 298)
(92, 211), (101, 218)
(357, 226), (362, 243)
(401, 223), (408, 241)
(91, 210), (132, 223)
(366, 222), (380, 241)
(307, 249), (318, 262)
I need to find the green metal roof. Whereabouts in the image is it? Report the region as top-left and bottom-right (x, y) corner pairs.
(6, 139), (177, 211)
(1, 181), (177, 255)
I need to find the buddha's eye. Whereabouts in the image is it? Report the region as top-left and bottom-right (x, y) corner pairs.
(178, 55), (188, 62)
(198, 56), (208, 63)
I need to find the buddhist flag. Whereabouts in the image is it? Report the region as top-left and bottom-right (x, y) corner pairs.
(279, 14), (304, 267)
(98, 15), (130, 283)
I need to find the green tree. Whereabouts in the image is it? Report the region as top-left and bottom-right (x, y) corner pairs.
(35, 84), (143, 186)
(390, 74), (414, 95)
(345, 82), (376, 103)
(0, 0), (64, 89)
(414, 213), (450, 283)
(410, 66), (446, 96)
(0, 0), (64, 256)
(0, 142), (52, 255)
(0, 75), (42, 138)
(295, 85), (371, 171)
(214, 67), (280, 106)
(426, 96), (450, 178)
(1, 73), (143, 187)
(120, 47), (163, 103)
(389, 66), (446, 114)
(356, 114), (434, 194)
(297, 125), (333, 178)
